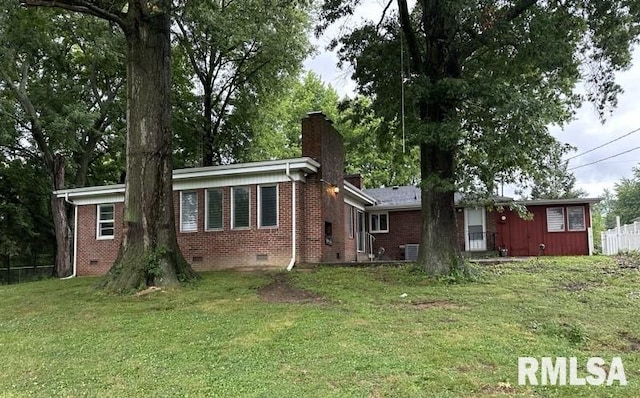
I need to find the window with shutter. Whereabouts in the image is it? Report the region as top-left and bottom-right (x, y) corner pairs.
(206, 188), (223, 230)
(232, 186), (250, 229)
(180, 191), (198, 232)
(259, 185), (278, 227)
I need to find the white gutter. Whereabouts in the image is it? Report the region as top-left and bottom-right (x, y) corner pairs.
(60, 193), (77, 279)
(286, 163), (297, 271)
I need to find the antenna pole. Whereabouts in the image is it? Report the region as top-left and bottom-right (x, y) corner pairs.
(400, 31), (406, 154)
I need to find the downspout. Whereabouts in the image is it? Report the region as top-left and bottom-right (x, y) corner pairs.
(60, 193), (77, 279)
(286, 163), (297, 271)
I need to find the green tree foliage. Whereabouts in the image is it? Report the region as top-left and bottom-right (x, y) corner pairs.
(244, 72), (341, 161)
(320, 0), (640, 275)
(0, 156), (53, 259)
(338, 96), (419, 188)
(528, 144), (588, 199)
(0, 4), (126, 188)
(0, 3), (126, 274)
(172, 0), (313, 166)
(244, 72), (420, 188)
(612, 166), (640, 224)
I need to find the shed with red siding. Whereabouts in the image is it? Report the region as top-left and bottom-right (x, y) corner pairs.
(495, 198), (600, 256)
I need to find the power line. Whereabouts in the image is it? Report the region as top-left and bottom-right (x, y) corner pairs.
(565, 127), (640, 162)
(568, 145), (640, 171)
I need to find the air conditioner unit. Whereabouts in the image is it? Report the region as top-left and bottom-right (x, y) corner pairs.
(404, 244), (419, 261)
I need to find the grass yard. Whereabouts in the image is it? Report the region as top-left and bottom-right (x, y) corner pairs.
(0, 256), (639, 397)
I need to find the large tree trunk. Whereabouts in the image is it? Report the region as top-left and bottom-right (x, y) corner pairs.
(202, 87), (214, 167)
(51, 154), (72, 277)
(404, 0), (465, 276)
(417, 143), (464, 276)
(99, 4), (198, 292)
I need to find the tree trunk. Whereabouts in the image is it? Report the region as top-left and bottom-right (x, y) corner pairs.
(51, 154), (72, 277)
(417, 143), (464, 276)
(405, 0), (465, 276)
(202, 87), (214, 166)
(99, 5), (198, 292)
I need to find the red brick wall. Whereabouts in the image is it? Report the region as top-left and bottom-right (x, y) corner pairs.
(301, 112), (346, 263)
(76, 203), (123, 276)
(74, 112), (355, 274)
(175, 183), (295, 271)
(344, 204), (357, 261)
(75, 181), (301, 276)
(372, 207), (494, 260)
(371, 210), (421, 260)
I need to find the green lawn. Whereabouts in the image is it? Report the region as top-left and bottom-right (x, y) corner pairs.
(0, 256), (638, 397)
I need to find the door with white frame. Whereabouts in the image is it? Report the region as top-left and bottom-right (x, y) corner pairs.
(464, 208), (486, 251)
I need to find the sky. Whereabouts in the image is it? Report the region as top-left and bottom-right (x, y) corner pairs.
(302, 2), (640, 198)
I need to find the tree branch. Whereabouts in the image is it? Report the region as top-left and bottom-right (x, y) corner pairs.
(397, 0), (423, 74)
(375, 0), (394, 33)
(20, 0), (126, 28)
(459, 0), (538, 60)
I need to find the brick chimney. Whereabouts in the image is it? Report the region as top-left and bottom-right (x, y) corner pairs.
(300, 112), (346, 263)
(345, 174), (363, 189)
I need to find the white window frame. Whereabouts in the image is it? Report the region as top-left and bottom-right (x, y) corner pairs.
(205, 188), (224, 231)
(96, 203), (115, 240)
(567, 206), (586, 231)
(258, 184), (278, 228)
(369, 212), (389, 233)
(546, 207), (565, 232)
(464, 207), (486, 251)
(180, 191), (198, 232)
(348, 206), (354, 239)
(231, 186), (251, 229)
(356, 210), (365, 252)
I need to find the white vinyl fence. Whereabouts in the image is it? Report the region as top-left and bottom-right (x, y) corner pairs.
(601, 217), (640, 255)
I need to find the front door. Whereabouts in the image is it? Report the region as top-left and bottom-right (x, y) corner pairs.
(465, 208), (486, 251)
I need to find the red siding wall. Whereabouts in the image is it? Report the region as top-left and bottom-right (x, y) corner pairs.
(496, 204), (592, 256)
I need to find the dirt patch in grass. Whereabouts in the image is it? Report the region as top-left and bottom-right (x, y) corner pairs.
(619, 331), (640, 352)
(406, 299), (468, 310)
(561, 281), (590, 292)
(478, 382), (516, 395)
(258, 274), (326, 304)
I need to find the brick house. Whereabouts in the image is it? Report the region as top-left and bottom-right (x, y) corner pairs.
(55, 112), (600, 277)
(55, 112), (376, 276)
(361, 185), (599, 259)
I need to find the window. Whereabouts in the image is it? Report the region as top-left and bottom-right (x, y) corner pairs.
(259, 185), (278, 227)
(356, 210), (365, 252)
(348, 206), (354, 239)
(232, 186), (250, 229)
(206, 189), (223, 230)
(180, 191), (198, 232)
(370, 212), (389, 233)
(546, 207), (565, 232)
(567, 206), (586, 231)
(97, 204), (115, 239)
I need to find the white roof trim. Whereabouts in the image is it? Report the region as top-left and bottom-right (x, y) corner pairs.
(369, 203), (422, 211)
(343, 181), (376, 206)
(54, 157), (320, 202)
(497, 198), (602, 206)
